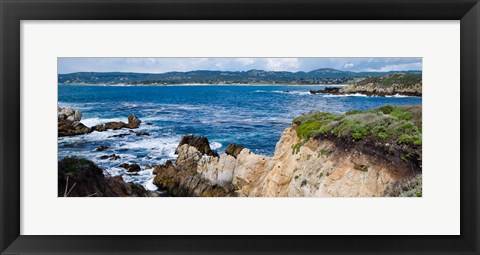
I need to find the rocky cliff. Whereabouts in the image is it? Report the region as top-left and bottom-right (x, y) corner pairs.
(310, 73), (422, 97)
(153, 105), (422, 197)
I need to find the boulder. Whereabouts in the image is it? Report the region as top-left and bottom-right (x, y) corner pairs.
(104, 122), (127, 130)
(175, 135), (218, 157)
(119, 163), (141, 172)
(108, 133), (130, 138)
(90, 114), (142, 132)
(106, 176), (147, 197)
(99, 154), (120, 160)
(127, 113), (141, 129)
(95, 145), (109, 152)
(57, 157), (146, 197)
(310, 87), (340, 95)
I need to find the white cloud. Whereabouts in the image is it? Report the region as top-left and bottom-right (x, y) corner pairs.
(265, 58), (300, 71)
(58, 57), (422, 74)
(236, 58), (255, 66)
(364, 62), (422, 72)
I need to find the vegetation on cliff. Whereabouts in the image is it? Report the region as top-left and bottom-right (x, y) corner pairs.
(292, 105), (422, 170)
(58, 157), (147, 197)
(293, 105), (421, 146)
(355, 73), (422, 88)
(311, 73), (422, 96)
(384, 173), (422, 197)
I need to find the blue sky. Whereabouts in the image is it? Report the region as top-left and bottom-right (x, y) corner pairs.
(58, 57), (422, 74)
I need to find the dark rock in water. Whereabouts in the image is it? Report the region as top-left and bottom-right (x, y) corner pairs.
(104, 122), (126, 130)
(310, 87), (340, 94)
(127, 113), (141, 129)
(108, 133), (130, 138)
(119, 163), (141, 172)
(58, 121), (92, 137)
(100, 154), (120, 160)
(58, 157), (146, 197)
(135, 131), (150, 136)
(146, 122), (153, 126)
(95, 145), (109, 152)
(175, 135), (218, 157)
(90, 114), (142, 132)
(225, 144), (245, 158)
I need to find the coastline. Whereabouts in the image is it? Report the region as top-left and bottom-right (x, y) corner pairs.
(58, 104), (422, 197)
(58, 83), (350, 87)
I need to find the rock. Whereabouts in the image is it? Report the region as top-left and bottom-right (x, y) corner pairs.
(127, 113), (141, 129)
(153, 124), (417, 197)
(92, 124), (107, 132)
(310, 87), (340, 95)
(175, 135), (218, 157)
(225, 144), (245, 158)
(146, 122), (153, 125)
(58, 157), (146, 197)
(135, 131), (150, 136)
(95, 145), (109, 152)
(90, 114), (142, 132)
(104, 122), (127, 130)
(106, 176), (147, 197)
(58, 107), (92, 137)
(119, 163), (141, 172)
(108, 133), (130, 138)
(99, 154), (120, 160)
(152, 160), (175, 175)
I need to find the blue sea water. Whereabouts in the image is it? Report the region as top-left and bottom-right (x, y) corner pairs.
(58, 85), (422, 189)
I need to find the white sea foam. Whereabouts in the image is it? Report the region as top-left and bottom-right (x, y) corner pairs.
(385, 94), (418, 98)
(323, 93), (369, 98)
(144, 178), (158, 191)
(254, 90), (310, 95)
(81, 117), (126, 127)
(210, 141), (222, 150)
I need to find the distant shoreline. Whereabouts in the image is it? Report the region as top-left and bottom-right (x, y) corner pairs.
(58, 83), (349, 87)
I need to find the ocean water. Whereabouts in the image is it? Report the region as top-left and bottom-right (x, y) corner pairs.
(58, 85), (422, 189)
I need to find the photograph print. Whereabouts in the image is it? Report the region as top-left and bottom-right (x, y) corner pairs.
(58, 57), (422, 197)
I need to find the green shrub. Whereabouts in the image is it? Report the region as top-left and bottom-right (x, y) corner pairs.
(384, 174), (422, 197)
(293, 105), (422, 147)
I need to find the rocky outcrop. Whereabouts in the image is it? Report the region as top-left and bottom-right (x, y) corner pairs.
(91, 113), (142, 132)
(58, 107), (92, 137)
(58, 107), (143, 137)
(311, 73), (422, 97)
(175, 135), (218, 157)
(311, 85), (421, 97)
(153, 126), (418, 197)
(310, 87), (340, 94)
(58, 157), (147, 197)
(152, 137), (234, 197)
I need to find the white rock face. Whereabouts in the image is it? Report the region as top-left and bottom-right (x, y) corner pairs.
(174, 127), (408, 197)
(58, 107), (82, 122)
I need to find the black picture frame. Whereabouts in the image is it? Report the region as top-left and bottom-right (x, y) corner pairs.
(1, 0), (479, 254)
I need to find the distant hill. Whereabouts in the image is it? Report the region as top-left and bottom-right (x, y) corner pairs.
(58, 68), (422, 85)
